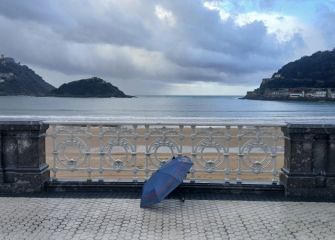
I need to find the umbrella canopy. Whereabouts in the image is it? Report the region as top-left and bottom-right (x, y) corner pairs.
(140, 156), (193, 208)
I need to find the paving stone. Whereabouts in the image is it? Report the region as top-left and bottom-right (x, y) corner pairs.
(0, 193), (334, 240)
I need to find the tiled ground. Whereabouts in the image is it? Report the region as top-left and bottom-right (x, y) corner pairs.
(0, 193), (334, 240)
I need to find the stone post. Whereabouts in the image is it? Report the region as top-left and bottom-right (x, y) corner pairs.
(280, 124), (335, 199)
(0, 121), (50, 193)
(328, 134), (335, 187)
(328, 135), (335, 173)
(0, 133), (3, 183)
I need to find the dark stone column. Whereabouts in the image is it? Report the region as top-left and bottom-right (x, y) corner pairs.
(280, 124), (335, 199)
(328, 135), (335, 174)
(327, 134), (335, 189)
(0, 133), (3, 183)
(313, 134), (328, 175)
(0, 121), (50, 193)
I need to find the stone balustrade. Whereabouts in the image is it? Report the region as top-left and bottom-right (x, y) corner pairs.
(0, 120), (334, 199)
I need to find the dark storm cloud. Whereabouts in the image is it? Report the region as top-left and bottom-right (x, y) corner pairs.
(0, 0), (306, 90)
(0, 0), (60, 22)
(0, 0), (153, 47)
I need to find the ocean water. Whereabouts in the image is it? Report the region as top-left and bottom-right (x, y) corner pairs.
(0, 95), (335, 124)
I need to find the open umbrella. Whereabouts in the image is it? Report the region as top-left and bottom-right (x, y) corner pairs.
(140, 156), (193, 208)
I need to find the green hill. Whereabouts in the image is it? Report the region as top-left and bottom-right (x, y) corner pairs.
(243, 48), (335, 101)
(261, 48), (335, 89)
(0, 55), (55, 96)
(49, 77), (132, 98)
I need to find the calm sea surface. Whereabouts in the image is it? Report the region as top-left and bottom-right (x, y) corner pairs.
(1, 95), (335, 123)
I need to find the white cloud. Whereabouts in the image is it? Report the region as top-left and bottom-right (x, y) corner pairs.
(234, 11), (328, 57)
(203, 1), (230, 21)
(155, 5), (176, 27)
(235, 12), (300, 42)
(0, 0), (332, 95)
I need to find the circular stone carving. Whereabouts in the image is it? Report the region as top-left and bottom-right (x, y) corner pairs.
(104, 138), (132, 171)
(241, 141), (271, 174)
(195, 139), (225, 172)
(148, 139), (177, 167)
(57, 137), (88, 168)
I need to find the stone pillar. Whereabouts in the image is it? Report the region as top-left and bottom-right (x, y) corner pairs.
(0, 133), (3, 183)
(328, 135), (335, 173)
(280, 124), (335, 199)
(0, 121), (50, 193)
(328, 134), (335, 188)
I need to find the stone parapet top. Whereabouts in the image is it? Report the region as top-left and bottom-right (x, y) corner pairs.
(286, 123), (335, 129)
(283, 123), (335, 135)
(0, 121), (48, 131)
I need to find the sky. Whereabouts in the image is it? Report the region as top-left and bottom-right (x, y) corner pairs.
(0, 0), (335, 95)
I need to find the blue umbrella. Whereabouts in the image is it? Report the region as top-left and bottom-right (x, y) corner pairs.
(140, 156), (193, 208)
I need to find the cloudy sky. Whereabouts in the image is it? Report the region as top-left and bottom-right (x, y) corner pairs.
(1, 0), (334, 95)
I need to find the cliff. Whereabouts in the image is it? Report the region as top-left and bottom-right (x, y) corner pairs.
(49, 77), (133, 98)
(0, 55), (55, 96)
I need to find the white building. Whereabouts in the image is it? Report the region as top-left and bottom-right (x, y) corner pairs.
(289, 93), (304, 98)
(289, 90), (304, 98)
(311, 91), (327, 98)
(0, 55), (15, 65)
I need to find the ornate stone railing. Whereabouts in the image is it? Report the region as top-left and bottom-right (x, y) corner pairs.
(45, 121), (285, 184)
(1, 119), (334, 198)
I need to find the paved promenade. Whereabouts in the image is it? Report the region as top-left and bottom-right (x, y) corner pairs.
(0, 193), (334, 240)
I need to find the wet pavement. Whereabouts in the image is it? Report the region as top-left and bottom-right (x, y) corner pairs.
(0, 192), (334, 240)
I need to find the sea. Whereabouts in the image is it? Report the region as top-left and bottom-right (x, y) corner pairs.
(1, 95), (335, 124)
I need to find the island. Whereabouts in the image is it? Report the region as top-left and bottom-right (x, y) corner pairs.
(243, 48), (335, 101)
(48, 77), (133, 98)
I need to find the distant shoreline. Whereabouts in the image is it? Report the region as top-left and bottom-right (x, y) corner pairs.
(241, 96), (335, 102)
(0, 94), (240, 98)
(0, 94), (135, 98)
(44, 94), (135, 98)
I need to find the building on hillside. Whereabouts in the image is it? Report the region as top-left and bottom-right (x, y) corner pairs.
(0, 54), (15, 65)
(263, 88), (290, 98)
(289, 89), (304, 98)
(311, 90), (327, 98)
(304, 89), (326, 98)
(327, 89), (335, 99)
(305, 89), (313, 98)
